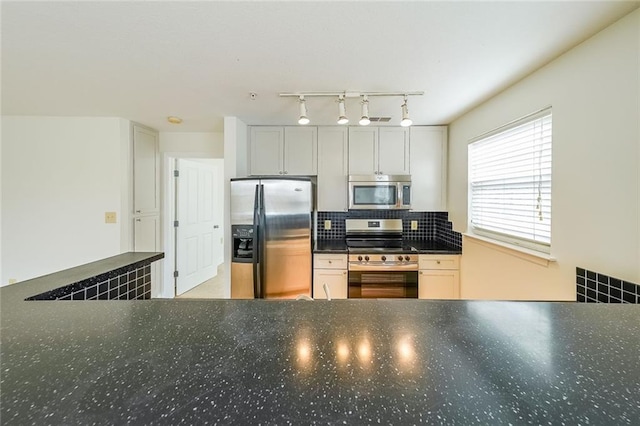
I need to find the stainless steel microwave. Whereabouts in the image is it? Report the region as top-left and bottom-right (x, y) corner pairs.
(348, 175), (411, 210)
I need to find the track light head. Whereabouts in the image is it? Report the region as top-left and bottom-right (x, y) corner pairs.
(337, 95), (349, 124)
(359, 95), (370, 126)
(400, 96), (412, 127)
(298, 96), (310, 125)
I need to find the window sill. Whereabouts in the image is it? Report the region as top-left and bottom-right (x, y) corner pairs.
(462, 233), (557, 267)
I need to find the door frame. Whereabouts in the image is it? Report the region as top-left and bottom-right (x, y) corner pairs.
(161, 152), (224, 298)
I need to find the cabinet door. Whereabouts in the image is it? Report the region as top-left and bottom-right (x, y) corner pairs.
(313, 269), (348, 299)
(317, 127), (348, 211)
(410, 126), (448, 211)
(418, 270), (460, 299)
(284, 127), (317, 175)
(378, 127), (409, 175)
(134, 215), (160, 252)
(348, 127), (378, 175)
(250, 127), (284, 176)
(133, 125), (159, 214)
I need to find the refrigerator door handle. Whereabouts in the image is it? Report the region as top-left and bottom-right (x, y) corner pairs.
(258, 184), (267, 298)
(252, 184), (261, 298)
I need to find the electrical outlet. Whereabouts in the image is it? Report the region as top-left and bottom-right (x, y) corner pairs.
(411, 220), (418, 230)
(324, 220), (332, 230)
(8, 278), (17, 285)
(105, 212), (117, 224)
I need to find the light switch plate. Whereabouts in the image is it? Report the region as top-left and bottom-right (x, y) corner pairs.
(324, 220), (332, 230)
(105, 212), (117, 224)
(411, 220), (418, 230)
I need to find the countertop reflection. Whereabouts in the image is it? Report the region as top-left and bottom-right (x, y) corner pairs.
(1, 299), (639, 424)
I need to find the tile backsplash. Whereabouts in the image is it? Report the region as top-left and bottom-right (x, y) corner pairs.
(576, 267), (639, 304)
(316, 210), (462, 249)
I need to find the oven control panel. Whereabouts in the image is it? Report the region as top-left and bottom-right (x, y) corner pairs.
(348, 254), (418, 264)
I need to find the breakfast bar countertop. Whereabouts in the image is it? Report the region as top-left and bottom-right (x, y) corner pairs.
(2, 282), (640, 424)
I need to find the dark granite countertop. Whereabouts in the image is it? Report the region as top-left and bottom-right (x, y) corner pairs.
(314, 239), (461, 254)
(314, 239), (348, 253)
(2, 289), (639, 423)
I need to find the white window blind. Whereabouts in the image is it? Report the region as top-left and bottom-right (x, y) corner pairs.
(468, 108), (552, 253)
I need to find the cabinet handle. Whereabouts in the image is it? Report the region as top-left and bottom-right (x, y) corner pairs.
(420, 271), (423, 274)
(328, 260), (332, 264)
(136, 219), (141, 222)
(437, 260), (441, 264)
(279, 171), (283, 175)
(284, 171), (288, 175)
(343, 271), (347, 275)
(135, 210), (141, 213)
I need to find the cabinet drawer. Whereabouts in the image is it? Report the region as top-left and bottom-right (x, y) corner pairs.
(418, 255), (460, 270)
(314, 254), (348, 269)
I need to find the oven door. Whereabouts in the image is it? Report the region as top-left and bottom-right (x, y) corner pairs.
(348, 267), (418, 298)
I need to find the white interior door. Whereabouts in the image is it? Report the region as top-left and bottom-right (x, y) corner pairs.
(176, 159), (218, 295)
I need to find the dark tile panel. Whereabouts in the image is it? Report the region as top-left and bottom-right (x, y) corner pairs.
(576, 267), (639, 304)
(27, 263), (153, 302)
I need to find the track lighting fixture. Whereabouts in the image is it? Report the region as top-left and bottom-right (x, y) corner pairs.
(280, 91), (423, 126)
(298, 96), (309, 125)
(400, 96), (412, 127)
(359, 95), (371, 126)
(337, 95), (349, 125)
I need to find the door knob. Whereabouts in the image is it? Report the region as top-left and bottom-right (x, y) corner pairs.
(214, 225), (219, 229)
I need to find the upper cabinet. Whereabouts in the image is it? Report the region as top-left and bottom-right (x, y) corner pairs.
(132, 124), (160, 215)
(249, 126), (317, 176)
(317, 127), (348, 211)
(348, 127), (409, 176)
(410, 126), (448, 211)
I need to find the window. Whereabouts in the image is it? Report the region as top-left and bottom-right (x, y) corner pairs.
(468, 108), (552, 253)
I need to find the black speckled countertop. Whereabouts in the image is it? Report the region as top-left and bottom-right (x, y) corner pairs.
(314, 239), (461, 254)
(2, 280), (640, 424)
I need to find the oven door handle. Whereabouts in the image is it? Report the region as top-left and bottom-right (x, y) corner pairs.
(348, 263), (418, 271)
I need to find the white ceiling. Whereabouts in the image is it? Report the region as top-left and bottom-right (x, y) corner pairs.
(2, 1), (638, 132)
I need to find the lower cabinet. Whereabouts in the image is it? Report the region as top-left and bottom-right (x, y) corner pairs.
(313, 254), (348, 299)
(418, 255), (460, 299)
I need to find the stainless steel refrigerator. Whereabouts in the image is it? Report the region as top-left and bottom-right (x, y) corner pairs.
(230, 177), (313, 299)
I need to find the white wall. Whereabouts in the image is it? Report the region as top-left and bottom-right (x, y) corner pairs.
(159, 132), (223, 157)
(448, 9), (640, 300)
(1, 116), (131, 285)
(222, 117), (247, 294)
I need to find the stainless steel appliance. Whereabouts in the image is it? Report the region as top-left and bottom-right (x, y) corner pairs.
(348, 175), (411, 210)
(230, 177), (313, 299)
(345, 219), (418, 298)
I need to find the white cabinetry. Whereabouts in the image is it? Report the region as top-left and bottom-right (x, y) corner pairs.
(133, 125), (160, 215)
(418, 255), (460, 299)
(348, 127), (409, 175)
(134, 215), (161, 252)
(249, 126), (317, 176)
(132, 124), (160, 252)
(317, 127), (348, 211)
(313, 254), (348, 299)
(410, 126), (448, 211)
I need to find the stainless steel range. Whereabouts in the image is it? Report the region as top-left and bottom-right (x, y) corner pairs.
(345, 219), (418, 298)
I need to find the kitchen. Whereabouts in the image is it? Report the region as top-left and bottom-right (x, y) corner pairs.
(1, 1), (640, 424)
